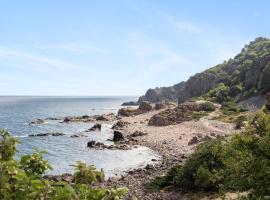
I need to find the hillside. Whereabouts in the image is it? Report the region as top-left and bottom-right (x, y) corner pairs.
(138, 37), (270, 104)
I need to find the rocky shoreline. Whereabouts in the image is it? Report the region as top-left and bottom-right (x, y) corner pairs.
(35, 101), (237, 199)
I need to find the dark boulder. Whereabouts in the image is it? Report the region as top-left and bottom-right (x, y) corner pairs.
(138, 101), (152, 111)
(87, 140), (96, 148)
(121, 101), (138, 106)
(86, 123), (102, 132)
(113, 131), (124, 141)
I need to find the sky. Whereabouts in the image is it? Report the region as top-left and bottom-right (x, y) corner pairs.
(0, 0), (269, 96)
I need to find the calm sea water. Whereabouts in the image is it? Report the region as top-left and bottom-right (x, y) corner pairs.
(0, 96), (160, 176)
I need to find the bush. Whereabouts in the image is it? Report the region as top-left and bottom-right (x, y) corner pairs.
(0, 130), (129, 200)
(201, 102), (216, 112)
(151, 111), (270, 198)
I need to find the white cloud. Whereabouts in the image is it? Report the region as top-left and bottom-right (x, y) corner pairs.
(163, 14), (201, 33)
(0, 48), (85, 72)
(127, 33), (190, 84)
(37, 43), (107, 54)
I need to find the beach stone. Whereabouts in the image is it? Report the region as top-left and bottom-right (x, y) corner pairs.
(113, 130), (124, 141)
(188, 136), (199, 145)
(130, 131), (148, 137)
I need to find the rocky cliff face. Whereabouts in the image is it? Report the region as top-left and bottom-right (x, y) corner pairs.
(138, 37), (270, 103)
(138, 82), (185, 103)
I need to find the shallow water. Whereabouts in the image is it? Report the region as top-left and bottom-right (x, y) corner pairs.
(0, 96), (161, 176)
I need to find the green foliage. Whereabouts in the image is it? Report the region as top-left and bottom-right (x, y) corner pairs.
(0, 129), (18, 161)
(0, 131), (129, 200)
(201, 102), (216, 112)
(72, 161), (105, 185)
(20, 149), (52, 178)
(204, 83), (231, 103)
(151, 111), (270, 198)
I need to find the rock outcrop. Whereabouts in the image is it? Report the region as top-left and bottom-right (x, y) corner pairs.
(148, 102), (215, 126)
(118, 101), (152, 117)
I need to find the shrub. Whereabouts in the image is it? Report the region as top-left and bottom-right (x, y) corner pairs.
(0, 131), (129, 200)
(151, 111), (270, 198)
(201, 102), (216, 112)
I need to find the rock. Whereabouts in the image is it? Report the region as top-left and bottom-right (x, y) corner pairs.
(113, 131), (124, 141)
(51, 132), (65, 136)
(201, 135), (213, 141)
(45, 117), (61, 120)
(118, 107), (136, 117)
(86, 123), (102, 132)
(148, 114), (170, 126)
(87, 140), (96, 148)
(70, 134), (87, 138)
(138, 101), (152, 111)
(29, 133), (49, 137)
(112, 120), (130, 129)
(188, 136), (199, 145)
(121, 101), (138, 106)
(154, 102), (166, 110)
(145, 164), (154, 170)
(149, 102), (210, 126)
(31, 119), (45, 124)
(130, 131), (148, 137)
(29, 132), (65, 137)
(95, 113), (116, 121)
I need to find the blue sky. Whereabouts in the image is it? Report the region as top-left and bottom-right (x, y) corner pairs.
(0, 0), (269, 96)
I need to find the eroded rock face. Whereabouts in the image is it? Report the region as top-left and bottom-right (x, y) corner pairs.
(118, 102), (152, 117)
(148, 102), (213, 126)
(113, 131), (124, 141)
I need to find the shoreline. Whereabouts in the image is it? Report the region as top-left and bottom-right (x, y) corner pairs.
(31, 105), (237, 199)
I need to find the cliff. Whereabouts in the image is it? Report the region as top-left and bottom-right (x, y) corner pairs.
(138, 37), (270, 103)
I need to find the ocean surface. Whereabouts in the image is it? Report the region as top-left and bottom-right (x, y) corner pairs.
(0, 96), (160, 176)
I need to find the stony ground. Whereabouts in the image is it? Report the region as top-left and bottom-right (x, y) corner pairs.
(112, 108), (238, 200)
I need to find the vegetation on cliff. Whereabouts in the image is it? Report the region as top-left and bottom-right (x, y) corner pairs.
(139, 37), (270, 104)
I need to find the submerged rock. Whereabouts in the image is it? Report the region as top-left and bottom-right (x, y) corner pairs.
(86, 123), (102, 132)
(31, 119), (45, 124)
(29, 132), (65, 137)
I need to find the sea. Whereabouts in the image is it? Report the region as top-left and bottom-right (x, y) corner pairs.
(0, 96), (160, 176)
